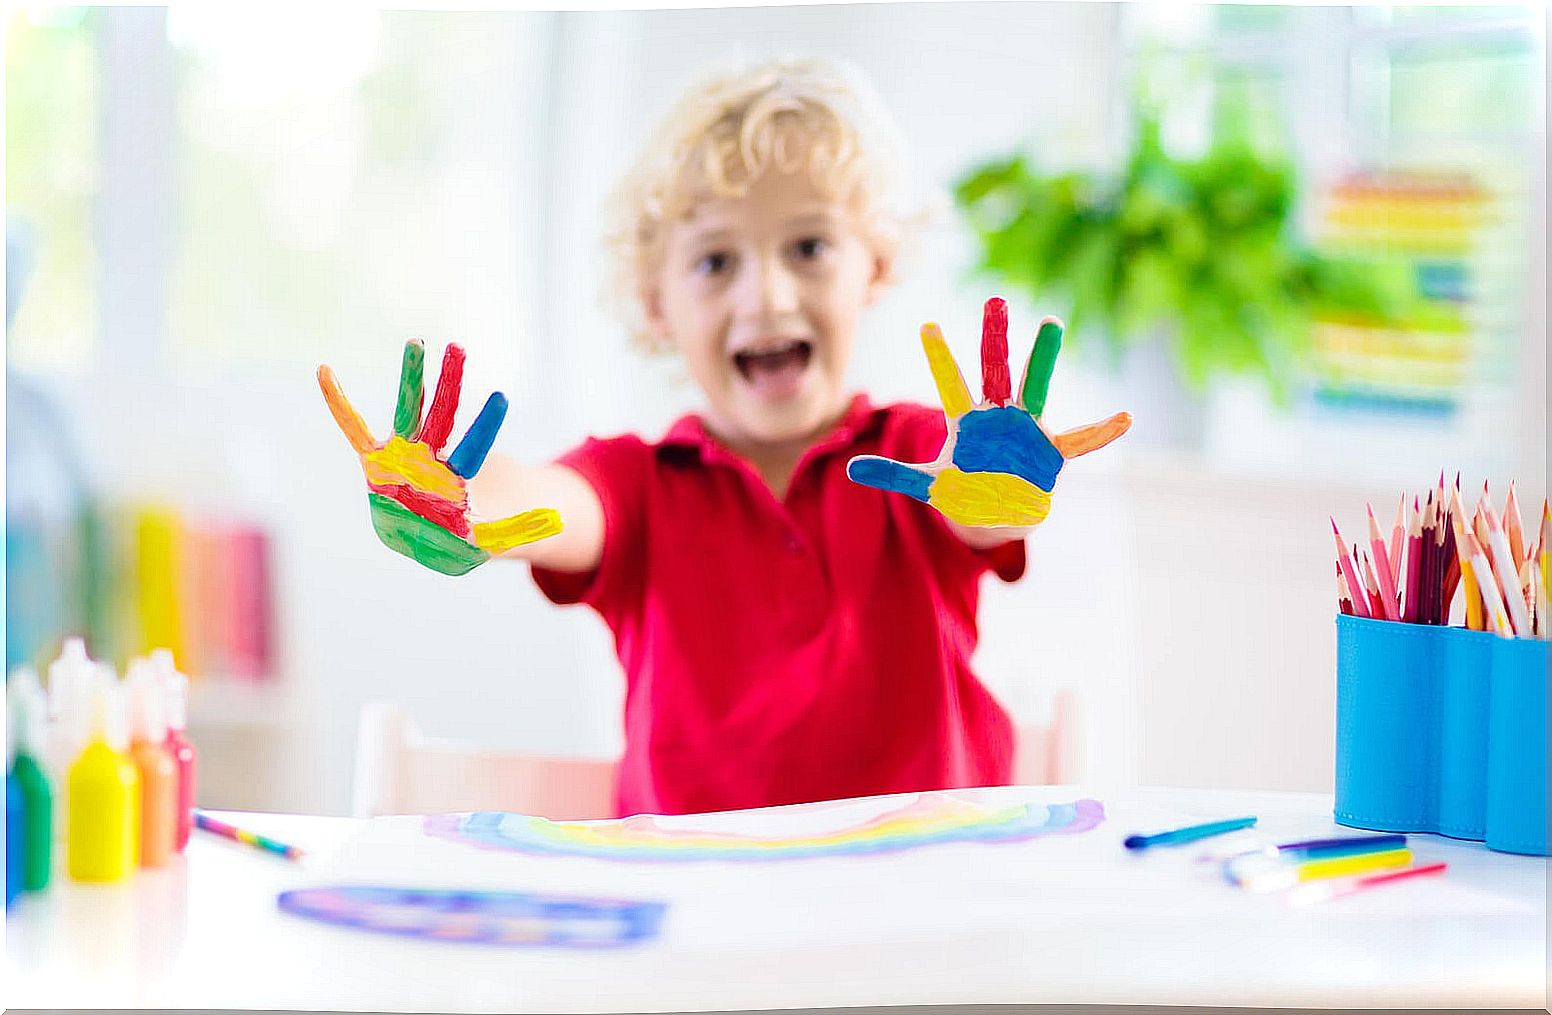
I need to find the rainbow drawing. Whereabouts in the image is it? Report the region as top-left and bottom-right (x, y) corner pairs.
(423, 793), (1104, 863)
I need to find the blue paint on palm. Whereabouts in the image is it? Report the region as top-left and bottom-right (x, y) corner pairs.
(847, 457), (933, 502)
(952, 406), (1062, 491)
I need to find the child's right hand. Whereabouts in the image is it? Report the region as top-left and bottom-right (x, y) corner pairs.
(317, 341), (563, 576)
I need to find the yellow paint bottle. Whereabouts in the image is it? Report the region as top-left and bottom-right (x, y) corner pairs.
(67, 669), (141, 882)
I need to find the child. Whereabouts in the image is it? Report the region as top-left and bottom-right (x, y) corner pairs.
(318, 57), (1128, 817)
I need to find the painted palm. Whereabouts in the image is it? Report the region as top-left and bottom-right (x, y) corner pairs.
(847, 298), (1132, 527)
(317, 341), (562, 576)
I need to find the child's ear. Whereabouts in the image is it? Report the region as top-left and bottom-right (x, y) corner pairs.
(864, 246), (896, 306)
(641, 285), (672, 348)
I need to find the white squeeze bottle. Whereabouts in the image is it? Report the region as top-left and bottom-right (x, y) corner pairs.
(46, 637), (96, 836)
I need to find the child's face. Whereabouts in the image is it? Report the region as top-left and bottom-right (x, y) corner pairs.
(645, 168), (891, 449)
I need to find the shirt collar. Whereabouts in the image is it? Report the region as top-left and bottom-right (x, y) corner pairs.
(659, 393), (881, 463)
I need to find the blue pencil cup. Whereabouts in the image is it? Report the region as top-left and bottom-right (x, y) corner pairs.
(1485, 636), (1549, 855)
(1334, 614), (1549, 856)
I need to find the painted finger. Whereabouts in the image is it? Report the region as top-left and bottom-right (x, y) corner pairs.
(317, 365), (377, 454)
(1052, 411), (1133, 459)
(1018, 317), (1063, 417)
(980, 296), (1012, 406)
(846, 455), (937, 503)
(447, 391), (509, 479)
(921, 323), (973, 419)
(394, 339), (427, 439)
(419, 343), (466, 455)
(472, 508), (564, 554)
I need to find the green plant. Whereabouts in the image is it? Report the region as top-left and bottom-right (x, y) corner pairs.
(954, 109), (1414, 400)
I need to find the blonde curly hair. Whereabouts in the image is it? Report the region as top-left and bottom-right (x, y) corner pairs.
(604, 56), (924, 351)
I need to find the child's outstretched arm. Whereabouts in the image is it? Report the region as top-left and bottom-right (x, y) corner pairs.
(847, 298), (1131, 537)
(465, 453), (604, 572)
(317, 340), (601, 576)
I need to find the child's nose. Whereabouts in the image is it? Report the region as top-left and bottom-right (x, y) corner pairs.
(744, 255), (800, 318)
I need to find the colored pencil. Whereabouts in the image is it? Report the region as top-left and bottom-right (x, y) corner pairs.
(1464, 531), (1513, 636)
(1504, 481), (1526, 572)
(1388, 495), (1406, 578)
(1125, 816), (1257, 850)
(1200, 833), (1407, 864)
(1360, 551), (1387, 621)
(1287, 862), (1447, 907)
(1450, 487), (1484, 631)
(1337, 563), (1354, 616)
(1482, 509), (1531, 636)
(1419, 492), (1436, 623)
(193, 811), (306, 861)
(1366, 504), (1401, 621)
(1518, 558), (1537, 638)
(1441, 479), (1460, 619)
(1333, 520), (1372, 619)
(1403, 498), (1424, 623)
(1541, 498), (1549, 622)
(1430, 497), (1449, 624)
(1232, 848), (1413, 893)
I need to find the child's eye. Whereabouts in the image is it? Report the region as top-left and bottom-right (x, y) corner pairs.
(695, 251), (731, 276)
(793, 237), (829, 260)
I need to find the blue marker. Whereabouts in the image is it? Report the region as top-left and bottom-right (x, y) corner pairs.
(1124, 816), (1257, 850)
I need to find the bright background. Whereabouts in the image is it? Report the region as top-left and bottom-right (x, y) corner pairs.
(7, 2), (1546, 813)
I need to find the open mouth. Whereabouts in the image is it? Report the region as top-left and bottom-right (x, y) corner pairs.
(732, 340), (813, 396)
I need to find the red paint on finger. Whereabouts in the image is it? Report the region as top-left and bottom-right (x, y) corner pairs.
(980, 297), (1011, 405)
(419, 344), (466, 453)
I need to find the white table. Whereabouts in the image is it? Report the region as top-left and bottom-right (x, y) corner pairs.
(4, 786), (1545, 1011)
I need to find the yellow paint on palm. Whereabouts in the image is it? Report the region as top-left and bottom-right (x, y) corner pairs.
(921, 323), (973, 419)
(472, 509), (565, 555)
(929, 467), (1052, 527)
(363, 437), (468, 502)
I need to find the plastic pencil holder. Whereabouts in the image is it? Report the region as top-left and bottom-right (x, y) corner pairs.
(1334, 614), (1549, 855)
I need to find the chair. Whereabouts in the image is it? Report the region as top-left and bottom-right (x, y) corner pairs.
(351, 691), (1074, 819)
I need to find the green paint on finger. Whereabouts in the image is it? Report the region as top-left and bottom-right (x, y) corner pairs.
(368, 493), (489, 576)
(394, 341), (426, 439)
(1021, 319), (1063, 417)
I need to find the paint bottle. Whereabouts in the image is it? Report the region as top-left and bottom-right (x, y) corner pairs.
(46, 637), (96, 838)
(66, 669), (141, 882)
(5, 725), (23, 909)
(152, 650), (197, 852)
(47, 638), (95, 772)
(8, 668), (54, 890)
(126, 661), (178, 868)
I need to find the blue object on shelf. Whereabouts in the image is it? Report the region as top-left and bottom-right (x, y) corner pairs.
(1335, 615), (1549, 856)
(5, 769), (22, 910)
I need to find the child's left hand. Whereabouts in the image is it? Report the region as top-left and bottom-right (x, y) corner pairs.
(847, 297), (1131, 527)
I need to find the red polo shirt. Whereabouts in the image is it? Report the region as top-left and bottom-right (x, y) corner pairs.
(531, 394), (1025, 817)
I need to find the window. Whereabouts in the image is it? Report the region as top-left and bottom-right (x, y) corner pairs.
(5, 7), (98, 371)
(166, 9), (545, 378)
